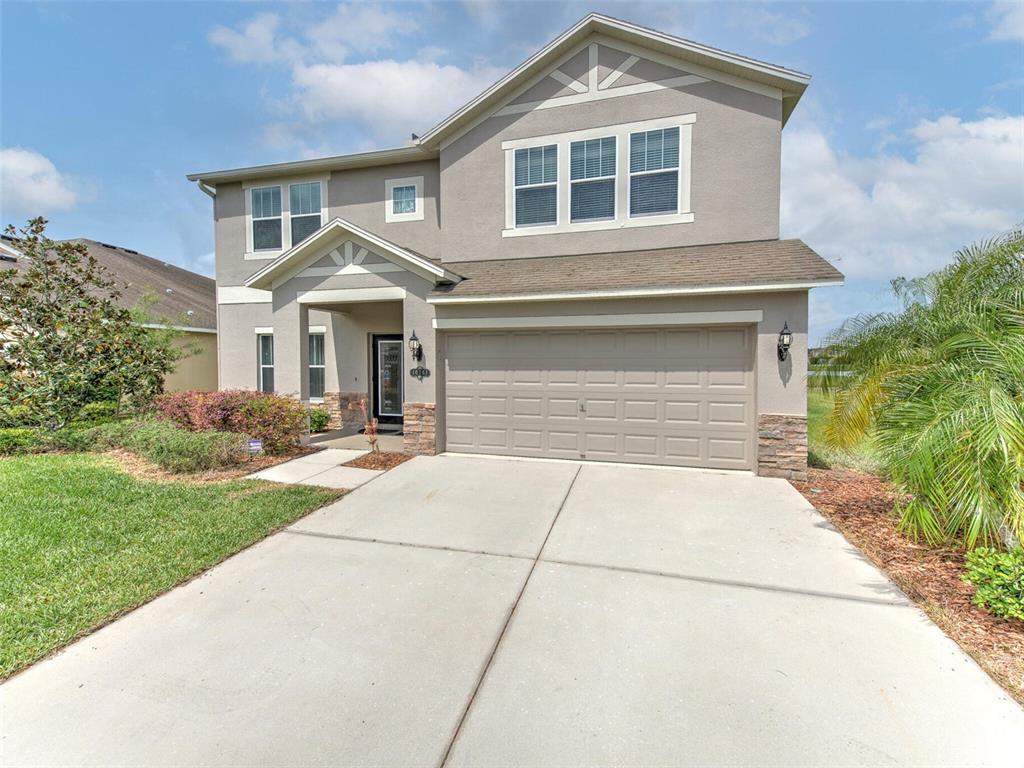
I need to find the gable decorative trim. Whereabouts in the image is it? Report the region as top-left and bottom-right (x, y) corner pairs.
(296, 240), (406, 279)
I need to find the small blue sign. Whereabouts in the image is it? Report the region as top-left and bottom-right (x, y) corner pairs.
(248, 439), (263, 455)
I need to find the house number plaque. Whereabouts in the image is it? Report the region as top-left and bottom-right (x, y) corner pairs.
(410, 366), (431, 381)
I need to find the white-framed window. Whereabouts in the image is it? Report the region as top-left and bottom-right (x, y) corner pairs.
(258, 334), (274, 393)
(501, 114), (694, 237)
(308, 333), (325, 401)
(629, 127), (680, 217)
(570, 136), (616, 222)
(244, 176), (327, 259)
(513, 145), (558, 227)
(384, 176), (424, 223)
(290, 181), (323, 246)
(251, 186), (282, 251)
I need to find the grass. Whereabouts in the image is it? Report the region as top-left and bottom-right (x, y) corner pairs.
(807, 388), (883, 472)
(0, 453), (342, 679)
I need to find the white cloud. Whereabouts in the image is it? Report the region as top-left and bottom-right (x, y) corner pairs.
(208, 13), (299, 64)
(781, 115), (1024, 279)
(989, 2), (1024, 40)
(306, 4), (419, 63)
(291, 59), (505, 143)
(729, 5), (811, 46)
(0, 147), (81, 219)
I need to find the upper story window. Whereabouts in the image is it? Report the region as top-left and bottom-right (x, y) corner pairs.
(629, 127), (680, 217)
(251, 186), (282, 251)
(502, 114), (694, 238)
(514, 145), (557, 227)
(245, 176), (327, 259)
(570, 137), (616, 222)
(384, 176), (424, 223)
(290, 182), (323, 246)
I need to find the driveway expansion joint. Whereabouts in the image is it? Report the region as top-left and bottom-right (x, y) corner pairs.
(437, 464), (583, 768)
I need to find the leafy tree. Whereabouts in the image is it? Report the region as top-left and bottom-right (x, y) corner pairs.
(0, 218), (181, 428)
(818, 228), (1024, 550)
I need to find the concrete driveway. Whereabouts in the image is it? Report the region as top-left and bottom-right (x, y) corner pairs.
(3, 455), (1022, 767)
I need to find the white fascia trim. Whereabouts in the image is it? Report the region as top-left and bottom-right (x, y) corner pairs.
(428, 280), (845, 305)
(297, 287), (406, 304)
(433, 310), (764, 330)
(384, 176), (425, 223)
(253, 325), (327, 333)
(244, 217), (456, 288)
(218, 286), (272, 304)
(140, 323), (217, 334)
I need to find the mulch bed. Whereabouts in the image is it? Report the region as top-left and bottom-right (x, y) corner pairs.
(345, 451), (414, 471)
(792, 468), (1024, 706)
(106, 446), (317, 484)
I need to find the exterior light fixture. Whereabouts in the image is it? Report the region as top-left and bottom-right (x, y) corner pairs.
(777, 321), (793, 361)
(408, 330), (423, 362)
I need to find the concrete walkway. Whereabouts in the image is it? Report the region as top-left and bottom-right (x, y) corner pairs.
(3, 455), (1023, 767)
(248, 447), (383, 489)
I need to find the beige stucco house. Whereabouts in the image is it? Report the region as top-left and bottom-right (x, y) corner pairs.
(188, 14), (842, 480)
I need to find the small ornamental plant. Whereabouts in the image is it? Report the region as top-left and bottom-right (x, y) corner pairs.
(355, 398), (379, 454)
(308, 407), (331, 433)
(963, 548), (1024, 622)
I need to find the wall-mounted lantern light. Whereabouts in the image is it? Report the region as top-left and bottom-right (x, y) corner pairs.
(777, 321), (793, 361)
(408, 330), (423, 362)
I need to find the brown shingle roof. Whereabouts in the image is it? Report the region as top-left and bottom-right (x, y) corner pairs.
(3, 238), (216, 329)
(434, 239), (842, 299)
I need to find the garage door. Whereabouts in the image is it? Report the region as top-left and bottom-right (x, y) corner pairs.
(443, 326), (756, 470)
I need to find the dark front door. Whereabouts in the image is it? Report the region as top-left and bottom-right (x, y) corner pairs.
(372, 334), (404, 423)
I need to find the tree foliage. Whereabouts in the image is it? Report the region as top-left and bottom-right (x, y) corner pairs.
(817, 229), (1024, 550)
(0, 218), (181, 428)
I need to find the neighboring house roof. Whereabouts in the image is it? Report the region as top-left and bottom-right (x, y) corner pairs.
(428, 240), (842, 303)
(3, 238), (216, 331)
(244, 217), (463, 289)
(186, 12), (809, 186)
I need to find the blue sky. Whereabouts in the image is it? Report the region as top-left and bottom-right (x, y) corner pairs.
(2, 1), (1022, 343)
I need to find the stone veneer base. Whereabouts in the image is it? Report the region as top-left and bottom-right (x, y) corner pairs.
(403, 402), (436, 456)
(322, 391), (368, 430)
(757, 413), (808, 482)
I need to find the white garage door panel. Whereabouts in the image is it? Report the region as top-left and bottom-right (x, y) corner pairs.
(444, 327), (755, 470)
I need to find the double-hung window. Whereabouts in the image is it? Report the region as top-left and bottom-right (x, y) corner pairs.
(629, 127), (680, 217)
(570, 137), (616, 222)
(251, 186), (282, 251)
(258, 334), (274, 393)
(392, 185), (416, 215)
(514, 144), (557, 227)
(289, 181), (322, 246)
(308, 333), (325, 400)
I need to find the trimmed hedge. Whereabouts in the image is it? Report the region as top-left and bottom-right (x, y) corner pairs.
(964, 548), (1024, 622)
(155, 390), (307, 454)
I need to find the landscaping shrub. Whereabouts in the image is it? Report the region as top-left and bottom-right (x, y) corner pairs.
(90, 419), (250, 473)
(0, 428), (44, 455)
(308, 407), (331, 433)
(155, 390), (307, 454)
(963, 548), (1024, 622)
(76, 400), (119, 423)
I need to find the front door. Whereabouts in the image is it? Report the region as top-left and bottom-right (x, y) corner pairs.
(372, 334), (404, 423)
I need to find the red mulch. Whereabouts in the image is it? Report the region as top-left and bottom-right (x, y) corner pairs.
(792, 468), (1024, 706)
(345, 451), (414, 471)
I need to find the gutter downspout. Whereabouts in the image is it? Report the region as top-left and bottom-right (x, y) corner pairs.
(196, 180), (216, 199)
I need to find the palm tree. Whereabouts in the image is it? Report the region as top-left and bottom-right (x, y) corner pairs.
(817, 229), (1024, 550)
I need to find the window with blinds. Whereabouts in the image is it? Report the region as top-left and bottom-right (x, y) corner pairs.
(258, 334), (274, 393)
(514, 144), (557, 227)
(308, 333), (325, 400)
(251, 186), (282, 251)
(629, 127), (680, 216)
(570, 137), (616, 222)
(289, 181), (322, 247)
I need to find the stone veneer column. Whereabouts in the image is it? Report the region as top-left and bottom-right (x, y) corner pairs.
(322, 391), (368, 429)
(402, 402), (436, 455)
(757, 414), (808, 482)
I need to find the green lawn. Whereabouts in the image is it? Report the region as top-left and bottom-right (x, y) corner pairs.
(0, 453), (342, 679)
(807, 389), (882, 472)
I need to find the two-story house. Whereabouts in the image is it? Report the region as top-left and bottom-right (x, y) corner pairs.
(188, 13), (843, 480)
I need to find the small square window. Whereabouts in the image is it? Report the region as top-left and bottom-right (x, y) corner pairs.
(385, 177), (424, 222)
(392, 185), (416, 215)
